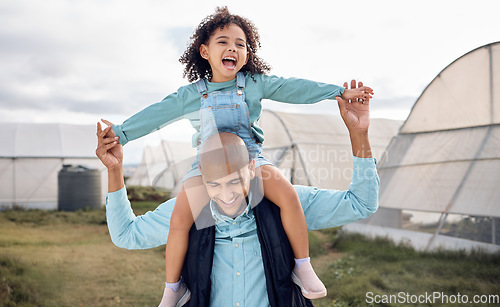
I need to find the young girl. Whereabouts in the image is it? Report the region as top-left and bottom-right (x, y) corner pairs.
(110, 7), (373, 306)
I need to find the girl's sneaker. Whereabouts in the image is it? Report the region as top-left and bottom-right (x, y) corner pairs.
(158, 282), (191, 307)
(291, 261), (327, 299)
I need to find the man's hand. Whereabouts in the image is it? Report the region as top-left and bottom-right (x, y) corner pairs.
(336, 80), (371, 135)
(336, 80), (373, 158)
(95, 120), (123, 170)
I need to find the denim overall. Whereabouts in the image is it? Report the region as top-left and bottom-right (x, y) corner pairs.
(183, 72), (271, 181)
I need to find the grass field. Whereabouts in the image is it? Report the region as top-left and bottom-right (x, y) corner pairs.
(1, 204), (499, 306)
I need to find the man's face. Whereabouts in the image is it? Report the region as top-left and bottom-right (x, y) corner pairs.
(201, 161), (255, 218)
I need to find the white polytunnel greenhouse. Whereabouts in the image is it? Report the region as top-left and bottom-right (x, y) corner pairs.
(127, 140), (197, 191)
(344, 42), (500, 253)
(0, 123), (107, 210)
(258, 110), (402, 190)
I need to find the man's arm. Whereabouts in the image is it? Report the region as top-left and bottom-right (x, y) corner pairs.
(106, 187), (175, 249)
(96, 120), (174, 249)
(300, 80), (379, 229)
(95, 120), (125, 193)
(337, 80), (373, 159)
(298, 156), (379, 230)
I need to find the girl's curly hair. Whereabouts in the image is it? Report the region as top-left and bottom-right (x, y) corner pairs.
(179, 6), (271, 82)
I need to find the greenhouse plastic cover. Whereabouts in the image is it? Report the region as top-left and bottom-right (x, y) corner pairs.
(0, 123), (106, 209)
(258, 110), (402, 190)
(378, 42), (500, 218)
(127, 140), (196, 189)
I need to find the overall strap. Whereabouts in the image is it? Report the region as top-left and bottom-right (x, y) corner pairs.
(195, 79), (208, 96)
(236, 72), (246, 89)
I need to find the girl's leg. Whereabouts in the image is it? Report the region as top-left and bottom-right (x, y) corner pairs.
(165, 175), (210, 283)
(257, 165), (308, 258)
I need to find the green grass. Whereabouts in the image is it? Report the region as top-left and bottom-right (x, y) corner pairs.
(129, 201), (165, 215)
(1, 208), (499, 306)
(0, 255), (40, 306)
(0, 200), (160, 227)
(0, 202), (164, 306)
(313, 232), (500, 307)
(0, 207), (107, 226)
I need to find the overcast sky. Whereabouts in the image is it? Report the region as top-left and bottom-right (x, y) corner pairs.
(1, 0), (499, 163)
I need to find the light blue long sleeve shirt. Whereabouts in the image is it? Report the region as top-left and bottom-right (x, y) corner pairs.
(106, 157), (379, 307)
(112, 74), (345, 147)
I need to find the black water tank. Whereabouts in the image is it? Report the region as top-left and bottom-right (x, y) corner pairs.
(58, 165), (102, 211)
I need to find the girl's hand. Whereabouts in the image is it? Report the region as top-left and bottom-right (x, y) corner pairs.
(95, 120), (123, 170)
(341, 85), (373, 101)
(336, 80), (371, 134)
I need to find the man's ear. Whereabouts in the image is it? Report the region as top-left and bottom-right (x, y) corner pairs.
(248, 160), (256, 180)
(200, 44), (209, 60)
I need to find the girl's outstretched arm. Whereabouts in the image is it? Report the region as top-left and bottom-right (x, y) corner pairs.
(111, 89), (199, 146)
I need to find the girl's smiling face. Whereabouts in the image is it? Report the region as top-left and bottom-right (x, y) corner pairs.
(199, 24), (249, 83)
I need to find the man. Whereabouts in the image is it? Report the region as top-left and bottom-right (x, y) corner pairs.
(96, 80), (379, 306)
